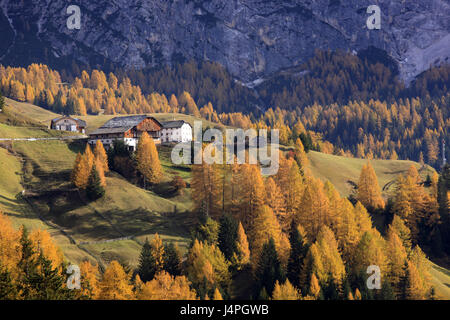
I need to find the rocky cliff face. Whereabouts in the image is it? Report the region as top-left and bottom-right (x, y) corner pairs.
(0, 0), (449, 83)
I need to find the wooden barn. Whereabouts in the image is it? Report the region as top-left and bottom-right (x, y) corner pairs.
(88, 115), (162, 151)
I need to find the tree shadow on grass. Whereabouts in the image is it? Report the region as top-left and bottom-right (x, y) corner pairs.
(67, 140), (87, 154)
(152, 181), (180, 198)
(99, 208), (192, 239)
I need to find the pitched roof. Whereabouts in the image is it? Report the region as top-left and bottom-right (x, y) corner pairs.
(90, 115), (162, 135)
(100, 115), (148, 129)
(161, 120), (191, 129)
(51, 116), (86, 127)
(74, 118), (87, 127)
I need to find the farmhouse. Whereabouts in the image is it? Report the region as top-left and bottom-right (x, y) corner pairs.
(160, 120), (193, 143)
(88, 115), (163, 151)
(50, 116), (86, 133)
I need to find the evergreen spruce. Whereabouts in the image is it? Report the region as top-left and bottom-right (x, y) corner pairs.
(218, 214), (238, 261)
(163, 242), (182, 276)
(379, 279), (395, 300)
(254, 238), (285, 297)
(17, 227), (39, 298)
(137, 238), (156, 282)
(287, 222), (309, 290)
(86, 164), (105, 200)
(191, 217), (220, 245)
(29, 253), (74, 300)
(398, 261), (409, 300)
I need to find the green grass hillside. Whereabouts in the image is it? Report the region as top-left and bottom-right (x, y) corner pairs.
(4, 139), (193, 268)
(2, 98), (61, 125)
(307, 151), (436, 198)
(0, 98), (82, 139)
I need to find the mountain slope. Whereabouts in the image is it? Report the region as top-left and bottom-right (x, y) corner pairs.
(0, 0), (449, 83)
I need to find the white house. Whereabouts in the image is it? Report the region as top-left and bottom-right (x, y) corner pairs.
(159, 120), (192, 143)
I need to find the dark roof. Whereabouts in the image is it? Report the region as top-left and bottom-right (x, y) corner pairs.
(100, 115), (148, 129)
(161, 120), (191, 129)
(90, 115), (162, 135)
(51, 116), (86, 127)
(75, 118), (87, 127)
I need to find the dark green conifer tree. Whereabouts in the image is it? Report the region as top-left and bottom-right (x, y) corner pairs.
(379, 279), (395, 300)
(254, 237), (285, 297)
(163, 242), (182, 276)
(86, 164), (105, 200)
(191, 217), (219, 245)
(137, 238), (156, 282)
(218, 214), (238, 261)
(287, 222), (309, 291)
(29, 253), (74, 300)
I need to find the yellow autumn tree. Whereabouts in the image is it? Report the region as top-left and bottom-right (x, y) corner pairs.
(303, 226), (346, 288)
(404, 261), (426, 300)
(265, 177), (287, 231)
(309, 273), (321, 299)
(29, 229), (65, 270)
(352, 230), (387, 278)
(332, 198), (361, 265)
(231, 222), (250, 269)
(389, 215), (412, 254)
(272, 280), (301, 300)
(386, 228), (408, 296)
(79, 260), (100, 299)
(71, 152), (89, 189)
(293, 138), (309, 171)
(185, 239), (231, 293)
(84, 143), (95, 172)
(353, 201), (374, 236)
(356, 162), (385, 210)
(93, 140), (109, 173)
(150, 233), (165, 274)
(0, 210), (21, 276)
(274, 157), (304, 221)
(94, 157), (106, 188)
(169, 94), (179, 110)
(191, 161), (221, 219)
(407, 246), (432, 299)
(98, 261), (134, 300)
(354, 288), (362, 300)
(297, 177), (330, 239)
(393, 176), (414, 219)
(393, 166), (427, 240)
(249, 205), (290, 268)
(236, 164), (266, 230)
(136, 132), (162, 185)
(179, 91), (200, 117)
(137, 271), (197, 300)
(213, 288), (223, 300)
